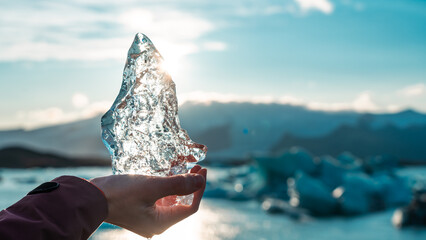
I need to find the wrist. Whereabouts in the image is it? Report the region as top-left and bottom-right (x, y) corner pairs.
(89, 178), (107, 200)
(89, 177), (112, 220)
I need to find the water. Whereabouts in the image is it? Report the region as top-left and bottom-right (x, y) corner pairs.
(0, 167), (425, 240)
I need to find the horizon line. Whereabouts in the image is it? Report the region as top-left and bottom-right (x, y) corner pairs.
(1, 100), (424, 132)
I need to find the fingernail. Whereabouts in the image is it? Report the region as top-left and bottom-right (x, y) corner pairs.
(195, 175), (204, 188)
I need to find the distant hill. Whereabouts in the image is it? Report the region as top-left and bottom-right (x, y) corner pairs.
(0, 147), (109, 168)
(0, 117), (106, 158)
(272, 123), (426, 162)
(179, 102), (426, 161)
(362, 109), (426, 129)
(0, 102), (425, 164)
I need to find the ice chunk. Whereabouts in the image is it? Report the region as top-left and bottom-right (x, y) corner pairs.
(101, 33), (207, 204)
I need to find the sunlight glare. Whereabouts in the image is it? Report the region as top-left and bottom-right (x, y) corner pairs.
(155, 40), (197, 83)
(161, 58), (181, 79)
(91, 203), (221, 240)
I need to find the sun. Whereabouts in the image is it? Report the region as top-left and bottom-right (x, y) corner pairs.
(155, 40), (191, 82)
(161, 58), (181, 78)
(157, 44), (180, 76)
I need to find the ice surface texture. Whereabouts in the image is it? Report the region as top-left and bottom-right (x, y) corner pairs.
(101, 33), (207, 182)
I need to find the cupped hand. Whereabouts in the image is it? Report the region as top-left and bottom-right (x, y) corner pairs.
(90, 165), (207, 238)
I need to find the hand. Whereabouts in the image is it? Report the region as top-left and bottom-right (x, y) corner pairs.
(90, 165), (207, 238)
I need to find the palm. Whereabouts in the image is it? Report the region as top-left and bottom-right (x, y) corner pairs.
(92, 165), (207, 238)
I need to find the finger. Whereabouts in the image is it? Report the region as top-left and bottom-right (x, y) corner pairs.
(148, 173), (205, 201)
(156, 204), (194, 230)
(155, 167), (207, 206)
(155, 168), (207, 229)
(191, 168), (207, 210)
(190, 165), (202, 173)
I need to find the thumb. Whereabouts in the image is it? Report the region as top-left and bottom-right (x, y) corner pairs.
(148, 173), (205, 201)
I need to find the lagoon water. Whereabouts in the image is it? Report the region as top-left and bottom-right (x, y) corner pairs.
(1, 167), (425, 240)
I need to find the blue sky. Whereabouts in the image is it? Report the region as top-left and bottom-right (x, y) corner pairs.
(0, 0), (425, 129)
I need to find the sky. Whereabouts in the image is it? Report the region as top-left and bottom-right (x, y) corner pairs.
(0, 0), (425, 129)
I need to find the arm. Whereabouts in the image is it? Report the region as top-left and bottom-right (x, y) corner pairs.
(0, 166), (206, 240)
(0, 176), (108, 240)
(91, 165), (207, 238)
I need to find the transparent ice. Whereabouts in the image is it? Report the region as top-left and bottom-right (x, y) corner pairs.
(101, 33), (207, 205)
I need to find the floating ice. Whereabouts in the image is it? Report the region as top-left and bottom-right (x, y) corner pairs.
(101, 33), (207, 204)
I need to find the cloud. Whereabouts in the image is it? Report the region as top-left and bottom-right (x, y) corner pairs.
(234, 0), (335, 17)
(72, 93), (89, 108)
(17, 94), (111, 129)
(0, 0), (343, 63)
(81, 101), (111, 118)
(307, 92), (378, 112)
(398, 83), (426, 97)
(202, 41), (227, 51)
(352, 92), (378, 112)
(179, 91), (304, 105)
(341, 0), (364, 11)
(14, 90), (402, 129)
(119, 9), (214, 41)
(386, 104), (403, 113)
(294, 0), (334, 14)
(180, 91), (381, 113)
(0, 1), (222, 62)
(18, 107), (66, 127)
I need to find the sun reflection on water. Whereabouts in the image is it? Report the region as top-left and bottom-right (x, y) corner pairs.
(91, 201), (239, 240)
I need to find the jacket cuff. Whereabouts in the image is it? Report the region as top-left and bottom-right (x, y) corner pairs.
(51, 175), (109, 231)
(2, 175), (108, 240)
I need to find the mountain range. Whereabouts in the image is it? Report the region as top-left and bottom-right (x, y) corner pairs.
(1, 102), (425, 165)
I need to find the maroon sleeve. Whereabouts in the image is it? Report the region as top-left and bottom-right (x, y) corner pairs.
(0, 176), (108, 240)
